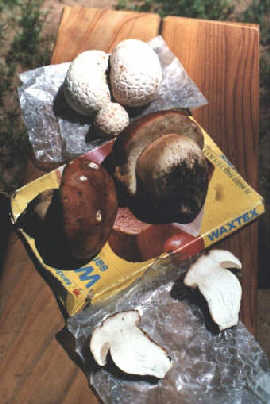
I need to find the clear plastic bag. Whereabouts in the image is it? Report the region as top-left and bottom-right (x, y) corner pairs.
(65, 256), (270, 404)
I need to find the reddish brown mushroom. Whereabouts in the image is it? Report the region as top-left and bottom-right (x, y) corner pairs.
(18, 156), (118, 269)
(60, 156), (118, 261)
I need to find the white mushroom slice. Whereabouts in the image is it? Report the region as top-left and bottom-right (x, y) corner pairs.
(184, 250), (242, 331)
(110, 39), (162, 107)
(63, 50), (111, 116)
(90, 310), (172, 378)
(207, 249), (242, 270)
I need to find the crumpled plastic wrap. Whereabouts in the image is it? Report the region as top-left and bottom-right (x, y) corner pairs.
(18, 36), (207, 166)
(66, 256), (270, 404)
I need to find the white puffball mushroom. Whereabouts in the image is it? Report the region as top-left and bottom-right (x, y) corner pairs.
(90, 310), (172, 378)
(184, 249), (242, 331)
(95, 102), (129, 136)
(110, 39), (162, 107)
(63, 50), (111, 116)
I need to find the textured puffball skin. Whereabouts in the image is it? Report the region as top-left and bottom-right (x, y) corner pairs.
(184, 249), (242, 331)
(95, 102), (129, 136)
(110, 39), (162, 107)
(63, 50), (111, 116)
(90, 311), (172, 378)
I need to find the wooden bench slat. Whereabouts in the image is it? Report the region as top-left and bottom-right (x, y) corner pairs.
(162, 16), (259, 335)
(51, 6), (161, 63)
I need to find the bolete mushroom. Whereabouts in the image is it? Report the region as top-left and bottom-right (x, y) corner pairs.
(184, 249), (242, 331)
(110, 39), (162, 107)
(112, 109), (209, 224)
(90, 310), (172, 378)
(17, 157), (118, 268)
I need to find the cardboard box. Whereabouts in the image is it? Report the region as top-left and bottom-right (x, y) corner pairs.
(10, 116), (264, 316)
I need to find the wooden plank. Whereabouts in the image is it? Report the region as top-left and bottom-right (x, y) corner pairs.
(0, 7), (160, 404)
(0, 232), (97, 404)
(162, 16), (259, 334)
(51, 6), (161, 63)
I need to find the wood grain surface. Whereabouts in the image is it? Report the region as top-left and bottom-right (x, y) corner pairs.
(0, 7), (260, 404)
(51, 6), (161, 63)
(162, 16), (259, 336)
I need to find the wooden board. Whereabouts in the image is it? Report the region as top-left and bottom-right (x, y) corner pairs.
(162, 16), (259, 337)
(0, 7), (259, 404)
(51, 6), (161, 62)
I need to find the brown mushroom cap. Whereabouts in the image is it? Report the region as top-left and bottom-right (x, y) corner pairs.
(60, 157), (118, 261)
(111, 109), (209, 224)
(17, 159), (118, 269)
(112, 109), (204, 198)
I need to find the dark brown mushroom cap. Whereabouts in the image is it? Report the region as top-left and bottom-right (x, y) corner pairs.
(60, 157), (118, 261)
(112, 110), (204, 196)
(17, 158), (118, 269)
(111, 109), (209, 224)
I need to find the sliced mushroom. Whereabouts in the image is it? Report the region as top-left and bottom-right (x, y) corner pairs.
(184, 249), (242, 331)
(206, 249), (242, 269)
(90, 310), (172, 378)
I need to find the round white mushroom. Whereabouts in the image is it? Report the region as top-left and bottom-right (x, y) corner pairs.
(110, 39), (162, 107)
(95, 102), (129, 136)
(63, 50), (111, 116)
